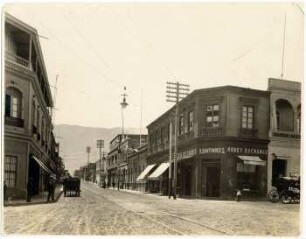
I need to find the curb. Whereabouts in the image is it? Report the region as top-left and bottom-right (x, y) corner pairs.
(4, 190), (64, 207)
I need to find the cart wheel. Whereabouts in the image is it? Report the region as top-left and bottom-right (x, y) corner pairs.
(280, 191), (291, 204)
(267, 189), (279, 203)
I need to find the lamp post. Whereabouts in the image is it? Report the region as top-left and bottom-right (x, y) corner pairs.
(120, 87), (128, 190)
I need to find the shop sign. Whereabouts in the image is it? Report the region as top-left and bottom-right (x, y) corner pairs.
(177, 148), (196, 160)
(199, 146), (267, 155)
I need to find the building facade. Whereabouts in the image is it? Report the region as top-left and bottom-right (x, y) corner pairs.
(267, 78), (301, 190)
(126, 145), (148, 191)
(106, 134), (147, 189)
(4, 14), (57, 199)
(147, 86), (270, 199)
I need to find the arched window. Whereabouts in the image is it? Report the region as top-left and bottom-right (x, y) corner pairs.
(275, 99), (294, 131)
(5, 87), (22, 118)
(297, 105), (301, 133)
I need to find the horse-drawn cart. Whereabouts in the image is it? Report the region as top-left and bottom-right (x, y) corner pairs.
(63, 177), (81, 197)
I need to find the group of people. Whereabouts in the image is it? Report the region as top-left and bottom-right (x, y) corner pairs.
(3, 176), (56, 203)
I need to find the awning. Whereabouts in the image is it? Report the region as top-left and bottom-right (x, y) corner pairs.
(238, 156), (266, 166)
(136, 164), (156, 181)
(32, 155), (56, 178)
(148, 162), (170, 180)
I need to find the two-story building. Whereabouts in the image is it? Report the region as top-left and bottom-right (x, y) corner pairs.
(127, 144), (148, 191)
(4, 13), (57, 199)
(267, 78), (301, 190)
(106, 134), (147, 189)
(147, 86), (270, 199)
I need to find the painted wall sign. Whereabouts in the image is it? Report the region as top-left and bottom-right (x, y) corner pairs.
(177, 148), (197, 160)
(199, 147), (268, 155)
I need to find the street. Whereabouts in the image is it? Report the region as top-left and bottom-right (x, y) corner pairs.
(4, 181), (300, 236)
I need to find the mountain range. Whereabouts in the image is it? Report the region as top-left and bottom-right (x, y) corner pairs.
(54, 124), (147, 174)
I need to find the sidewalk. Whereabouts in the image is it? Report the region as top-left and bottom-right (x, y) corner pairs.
(4, 185), (63, 207)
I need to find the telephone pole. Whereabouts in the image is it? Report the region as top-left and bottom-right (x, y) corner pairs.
(166, 81), (190, 199)
(97, 140), (104, 187)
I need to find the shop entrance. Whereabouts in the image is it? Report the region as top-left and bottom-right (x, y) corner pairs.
(28, 156), (40, 195)
(201, 161), (221, 197)
(206, 167), (220, 197)
(272, 159), (287, 186)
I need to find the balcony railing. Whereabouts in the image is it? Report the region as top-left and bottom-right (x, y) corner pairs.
(178, 131), (194, 142)
(272, 131), (301, 139)
(5, 51), (31, 70)
(5, 116), (24, 128)
(239, 128), (258, 138)
(200, 127), (224, 137)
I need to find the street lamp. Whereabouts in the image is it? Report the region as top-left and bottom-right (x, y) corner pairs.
(119, 87), (128, 190)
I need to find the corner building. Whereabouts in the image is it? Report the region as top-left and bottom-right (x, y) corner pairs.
(4, 14), (56, 199)
(147, 86), (270, 199)
(267, 78), (301, 191)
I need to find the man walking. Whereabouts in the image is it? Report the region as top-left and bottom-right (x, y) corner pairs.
(47, 177), (55, 203)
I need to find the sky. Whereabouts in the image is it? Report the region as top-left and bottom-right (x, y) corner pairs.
(3, 2), (304, 130)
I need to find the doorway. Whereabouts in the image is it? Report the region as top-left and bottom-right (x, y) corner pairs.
(206, 166), (220, 197)
(272, 159), (287, 186)
(28, 156), (40, 195)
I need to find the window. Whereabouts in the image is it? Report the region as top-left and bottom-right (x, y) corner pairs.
(242, 106), (254, 129)
(206, 104), (219, 127)
(179, 114), (184, 135)
(297, 105), (301, 133)
(5, 87), (22, 118)
(188, 111), (194, 131)
(161, 127), (165, 144)
(5, 155), (18, 187)
(32, 100), (36, 126)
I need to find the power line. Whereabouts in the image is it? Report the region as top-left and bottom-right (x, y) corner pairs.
(25, 9), (122, 94)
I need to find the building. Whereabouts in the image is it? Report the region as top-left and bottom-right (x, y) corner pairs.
(107, 134), (147, 189)
(147, 86), (270, 199)
(127, 145), (148, 191)
(267, 78), (301, 190)
(4, 14), (58, 199)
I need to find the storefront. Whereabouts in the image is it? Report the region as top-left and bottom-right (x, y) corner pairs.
(196, 139), (268, 199)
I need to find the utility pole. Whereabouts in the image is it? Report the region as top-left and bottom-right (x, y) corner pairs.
(166, 81), (190, 199)
(86, 146), (91, 181)
(97, 140), (104, 187)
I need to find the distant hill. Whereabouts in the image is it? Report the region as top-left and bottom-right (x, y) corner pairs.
(54, 124), (147, 174)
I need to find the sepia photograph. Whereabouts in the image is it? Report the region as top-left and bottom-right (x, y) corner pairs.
(0, 1), (304, 237)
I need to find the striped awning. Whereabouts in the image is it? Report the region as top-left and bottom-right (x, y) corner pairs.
(136, 164), (156, 181)
(148, 163), (170, 180)
(238, 156), (266, 166)
(32, 155), (56, 178)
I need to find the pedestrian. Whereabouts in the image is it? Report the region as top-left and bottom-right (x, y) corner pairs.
(4, 180), (8, 201)
(47, 177), (55, 202)
(26, 178), (33, 202)
(236, 189), (242, 202)
(103, 181), (106, 189)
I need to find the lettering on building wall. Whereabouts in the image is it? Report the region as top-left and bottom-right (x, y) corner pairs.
(177, 148), (197, 160)
(199, 147), (268, 155)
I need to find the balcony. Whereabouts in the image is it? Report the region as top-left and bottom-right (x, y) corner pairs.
(200, 127), (224, 137)
(5, 116), (24, 128)
(5, 51), (31, 70)
(178, 131), (194, 142)
(272, 131), (301, 139)
(239, 128), (258, 138)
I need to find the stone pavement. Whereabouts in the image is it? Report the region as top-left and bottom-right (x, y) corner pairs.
(4, 185), (63, 207)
